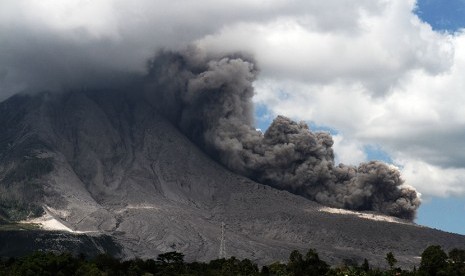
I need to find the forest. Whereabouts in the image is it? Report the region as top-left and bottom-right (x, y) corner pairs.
(1, 245), (464, 275)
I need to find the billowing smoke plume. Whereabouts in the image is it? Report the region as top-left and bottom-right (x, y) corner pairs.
(144, 49), (421, 220)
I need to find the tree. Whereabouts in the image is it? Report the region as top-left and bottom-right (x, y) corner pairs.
(93, 253), (120, 274)
(156, 251), (184, 264)
(449, 248), (465, 263)
(74, 263), (105, 276)
(361, 258), (370, 272)
(303, 249), (329, 275)
(287, 250), (304, 275)
(156, 251), (186, 275)
(260, 265), (270, 276)
(448, 248), (465, 276)
(238, 259), (259, 275)
(385, 252), (397, 270)
(420, 245), (448, 276)
(267, 262), (289, 276)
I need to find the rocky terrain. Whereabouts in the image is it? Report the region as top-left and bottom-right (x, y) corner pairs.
(0, 90), (464, 268)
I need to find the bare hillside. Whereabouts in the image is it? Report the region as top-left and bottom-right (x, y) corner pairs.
(0, 90), (464, 267)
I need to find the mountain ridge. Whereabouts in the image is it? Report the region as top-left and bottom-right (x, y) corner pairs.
(0, 90), (464, 267)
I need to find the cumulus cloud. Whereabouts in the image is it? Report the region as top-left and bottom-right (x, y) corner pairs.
(196, 0), (453, 95)
(400, 158), (465, 197)
(0, 0), (293, 99)
(332, 135), (367, 165)
(193, 0), (465, 198)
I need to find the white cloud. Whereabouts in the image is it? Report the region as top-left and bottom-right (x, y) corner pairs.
(0, 0), (298, 98)
(400, 158), (465, 197)
(196, 0), (453, 95)
(196, 0), (465, 196)
(332, 135), (367, 165)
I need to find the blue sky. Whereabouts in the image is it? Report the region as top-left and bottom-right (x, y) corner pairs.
(413, 0), (465, 234)
(415, 0), (465, 32)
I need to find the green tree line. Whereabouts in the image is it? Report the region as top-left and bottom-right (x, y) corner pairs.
(0, 245), (464, 275)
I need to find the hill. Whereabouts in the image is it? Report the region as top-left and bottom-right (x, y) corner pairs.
(0, 90), (464, 267)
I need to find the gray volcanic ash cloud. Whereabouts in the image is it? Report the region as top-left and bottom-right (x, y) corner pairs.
(143, 49), (421, 220)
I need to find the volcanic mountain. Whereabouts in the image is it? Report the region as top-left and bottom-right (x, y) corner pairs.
(1, 86), (464, 268)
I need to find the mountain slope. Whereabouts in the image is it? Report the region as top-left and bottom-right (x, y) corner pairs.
(0, 90), (464, 267)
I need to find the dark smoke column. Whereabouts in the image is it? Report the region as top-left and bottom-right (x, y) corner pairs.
(144, 49), (421, 220)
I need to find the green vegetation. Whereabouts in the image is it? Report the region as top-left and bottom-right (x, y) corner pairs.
(0, 200), (43, 221)
(385, 252), (397, 270)
(0, 245), (464, 275)
(0, 156), (52, 220)
(2, 157), (53, 184)
(0, 222), (40, 231)
(0, 213), (40, 231)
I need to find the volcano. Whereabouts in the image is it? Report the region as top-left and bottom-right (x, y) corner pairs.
(0, 88), (464, 268)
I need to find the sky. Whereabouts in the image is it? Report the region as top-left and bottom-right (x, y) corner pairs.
(412, 0), (465, 235)
(0, 0), (464, 234)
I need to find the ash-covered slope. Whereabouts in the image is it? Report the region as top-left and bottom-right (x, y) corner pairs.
(0, 90), (464, 267)
(144, 51), (420, 220)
